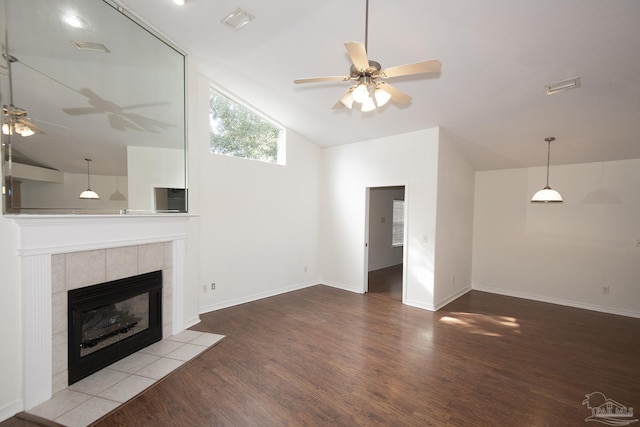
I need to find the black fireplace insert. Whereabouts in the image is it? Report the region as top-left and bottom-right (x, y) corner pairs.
(68, 270), (163, 384)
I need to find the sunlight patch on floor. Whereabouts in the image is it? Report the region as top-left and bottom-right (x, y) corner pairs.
(439, 312), (521, 337)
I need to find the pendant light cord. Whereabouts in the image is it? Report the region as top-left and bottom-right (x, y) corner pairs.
(545, 139), (551, 187)
(85, 158), (92, 189)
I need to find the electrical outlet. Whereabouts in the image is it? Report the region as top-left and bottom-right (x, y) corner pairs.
(602, 286), (609, 295)
(636, 238), (640, 247)
(211, 282), (216, 290)
(304, 266), (308, 273)
(202, 284), (208, 292)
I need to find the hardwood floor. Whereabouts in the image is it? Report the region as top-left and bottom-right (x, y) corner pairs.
(368, 264), (403, 301)
(4, 286), (639, 426)
(97, 286), (638, 426)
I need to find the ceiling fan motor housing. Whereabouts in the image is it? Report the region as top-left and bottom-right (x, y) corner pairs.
(350, 60), (382, 78)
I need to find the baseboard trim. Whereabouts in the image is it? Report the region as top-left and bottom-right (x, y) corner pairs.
(322, 281), (363, 294)
(404, 299), (435, 311)
(434, 286), (472, 311)
(183, 316), (201, 330)
(368, 262), (402, 273)
(472, 284), (640, 319)
(0, 399), (23, 423)
(199, 281), (319, 314)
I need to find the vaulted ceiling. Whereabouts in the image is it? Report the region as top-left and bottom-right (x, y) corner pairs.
(7, 0), (640, 173)
(120, 0), (640, 170)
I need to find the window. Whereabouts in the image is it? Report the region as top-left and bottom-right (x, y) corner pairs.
(392, 199), (404, 247)
(209, 86), (285, 164)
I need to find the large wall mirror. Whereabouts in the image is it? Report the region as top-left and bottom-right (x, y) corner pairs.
(0, 0), (187, 214)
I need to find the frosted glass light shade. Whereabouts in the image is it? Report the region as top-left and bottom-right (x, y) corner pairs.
(339, 89), (355, 109)
(374, 87), (391, 107)
(531, 186), (563, 202)
(361, 97), (376, 112)
(352, 83), (370, 103)
(79, 189), (100, 199)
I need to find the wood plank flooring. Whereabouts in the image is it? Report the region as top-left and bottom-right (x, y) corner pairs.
(368, 264), (403, 301)
(4, 284), (639, 426)
(96, 286), (639, 426)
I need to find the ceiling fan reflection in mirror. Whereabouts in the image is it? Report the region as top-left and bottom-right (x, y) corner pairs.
(293, 0), (442, 112)
(2, 54), (43, 137)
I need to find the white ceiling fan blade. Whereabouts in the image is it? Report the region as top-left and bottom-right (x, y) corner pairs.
(293, 75), (349, 84)
(377, 81), (412, 104)
(379, 59), (442, 79)
(344, 42), (369, 72)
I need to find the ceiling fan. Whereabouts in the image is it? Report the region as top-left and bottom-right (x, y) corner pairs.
(2, 54), (44, 137)
(293, 0), (442, 112)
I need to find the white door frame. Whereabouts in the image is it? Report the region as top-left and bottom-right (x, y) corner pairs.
(363, 184), (409, 303)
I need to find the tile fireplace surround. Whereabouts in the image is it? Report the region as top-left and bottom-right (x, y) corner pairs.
(12, 215), (192, 411)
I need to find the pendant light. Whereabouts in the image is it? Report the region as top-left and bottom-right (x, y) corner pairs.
(79, 158), (100, 199)
(531, 137), (563, 203)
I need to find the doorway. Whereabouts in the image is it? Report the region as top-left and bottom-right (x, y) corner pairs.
(365, 186), (405, 301)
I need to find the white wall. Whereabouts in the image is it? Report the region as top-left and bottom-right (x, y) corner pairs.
(128, 146), (185, 212)
(19, 173), (127, 211)
(0, 217), (22, 420)
(197, 73), (322, 311)
(320, 128), (440, 309)
(433, 131), (475, 308)
(472, 158), (640, 317)
(368, 187), (405, 271)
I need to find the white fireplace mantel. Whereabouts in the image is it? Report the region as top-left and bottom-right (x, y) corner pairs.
(12, 214), (193, 409)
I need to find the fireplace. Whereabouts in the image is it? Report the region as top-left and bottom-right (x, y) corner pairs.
(68, 270), (163, 384)
(14, 215), (194, 410)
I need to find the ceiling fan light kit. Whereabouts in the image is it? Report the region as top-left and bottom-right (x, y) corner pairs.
(531, 137), (563, 203)
(293, 0), (441, 112)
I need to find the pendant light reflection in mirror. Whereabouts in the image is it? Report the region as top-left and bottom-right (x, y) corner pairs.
(79, 158), (100, 199)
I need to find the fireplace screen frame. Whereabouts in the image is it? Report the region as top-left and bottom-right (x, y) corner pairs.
(68, 270), (163, 384)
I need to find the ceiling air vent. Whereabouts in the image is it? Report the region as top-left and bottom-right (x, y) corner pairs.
(545, 77), (580, 95)
(221, 8), (254, 31)
(72, 41), (110, 53)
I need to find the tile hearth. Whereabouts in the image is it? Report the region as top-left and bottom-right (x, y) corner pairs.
(27, 330), (224, 427)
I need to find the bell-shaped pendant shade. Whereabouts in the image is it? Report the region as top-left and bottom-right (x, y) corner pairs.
(79, 189), (100, 199)
(79, 158), (100, 199)
(531, 137), (563, 203)
(531, 186), (563, 202)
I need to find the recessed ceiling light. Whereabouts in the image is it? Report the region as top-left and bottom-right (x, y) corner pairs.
(173, 0), (186, 5)
(221, 8), (254, 30)
(545, 77), (580, 95)
(63, 14), (87, 28)
(71, 41), (110, 53)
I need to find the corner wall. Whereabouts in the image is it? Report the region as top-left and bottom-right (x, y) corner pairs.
(472, 158), (640, 317)
(320, 128), (440, 309)
(433, 131), (475, 308)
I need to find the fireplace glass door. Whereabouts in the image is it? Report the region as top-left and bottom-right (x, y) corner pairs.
(68, 270), (162, 384)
